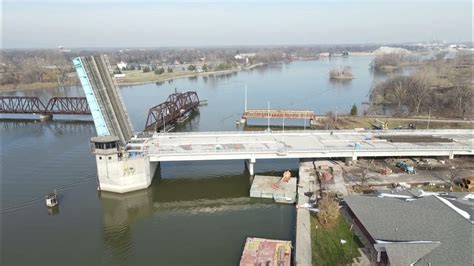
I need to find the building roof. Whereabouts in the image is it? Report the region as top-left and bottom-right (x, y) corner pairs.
(344, 193), (473, 265)
(384, 242), (441, 266)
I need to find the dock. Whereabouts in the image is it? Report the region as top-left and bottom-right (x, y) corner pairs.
(239, 237), (292, 266)
(250, 175), (297, 203)
(295, 159), (317, 265)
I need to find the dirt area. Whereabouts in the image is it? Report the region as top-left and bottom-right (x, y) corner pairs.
(307, 157), (473, 196)
(341, 157), (474, 192)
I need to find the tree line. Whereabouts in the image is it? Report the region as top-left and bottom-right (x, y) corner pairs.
(369, 52), (473, 118)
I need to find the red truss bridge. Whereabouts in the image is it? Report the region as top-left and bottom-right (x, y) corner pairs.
(144, 91), (200, 132)
(0, 96), (91, 115)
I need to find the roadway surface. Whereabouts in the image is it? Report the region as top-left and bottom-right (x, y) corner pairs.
(131, 129), (473, 162)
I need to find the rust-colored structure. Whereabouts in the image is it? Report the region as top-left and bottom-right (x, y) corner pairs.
(144, 91), (199, 132)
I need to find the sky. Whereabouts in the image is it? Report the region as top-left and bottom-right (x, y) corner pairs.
(2, 0), (472, 48)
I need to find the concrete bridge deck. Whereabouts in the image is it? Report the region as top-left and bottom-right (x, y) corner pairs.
(139, 130), (473, 165)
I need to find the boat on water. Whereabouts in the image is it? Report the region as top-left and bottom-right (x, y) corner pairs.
(45, 192), (58, 208)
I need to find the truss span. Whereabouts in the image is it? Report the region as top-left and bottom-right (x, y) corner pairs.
(0, 96), (91, 115)
(144, 91), (199, 132)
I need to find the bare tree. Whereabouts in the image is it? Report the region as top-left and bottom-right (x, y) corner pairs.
(317, 194), (340, 226)
(360, 168), (369, 190)
(449, 166), (461, 191)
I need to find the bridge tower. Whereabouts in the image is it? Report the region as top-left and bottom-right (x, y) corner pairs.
(90, 136), (159, 193)
(74, 55), (159, 193)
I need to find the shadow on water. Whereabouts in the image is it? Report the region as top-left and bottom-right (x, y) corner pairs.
(328, 78), (353, 89)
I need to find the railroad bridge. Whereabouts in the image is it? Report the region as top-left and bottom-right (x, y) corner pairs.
(144, 91), (199, 132)
(0, 96), (90, 119)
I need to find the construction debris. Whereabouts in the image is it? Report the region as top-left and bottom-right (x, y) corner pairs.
(239, 237), (292, 266)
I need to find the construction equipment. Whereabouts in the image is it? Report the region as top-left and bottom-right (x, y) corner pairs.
(396, 161), (416, 174)
(271, 170), (292, 189)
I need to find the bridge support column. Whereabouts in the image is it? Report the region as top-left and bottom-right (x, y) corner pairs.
(448, 152), (454, 160)
(39, 114), (53, 121)
(345, 154), (357, 162)
(245, 158), (256, 177)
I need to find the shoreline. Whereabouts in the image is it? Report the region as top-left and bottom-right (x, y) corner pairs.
(0, 67), (252, 93)
(0, 54), (379, 93)
(116, 68), (240, 87)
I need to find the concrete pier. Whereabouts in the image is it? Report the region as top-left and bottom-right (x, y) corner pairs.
(249, 175), (297, 203)
(245, 158), (256, 176)
(295, 159), (316, 265)
(92, 136), (159, 193)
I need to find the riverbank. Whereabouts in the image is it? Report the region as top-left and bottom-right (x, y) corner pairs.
(0, 81), (79, 93)
(0, 68), (246, 92)
(116, 68), (240, 87)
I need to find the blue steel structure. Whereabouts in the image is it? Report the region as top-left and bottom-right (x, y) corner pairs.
(73, 57), (110, 136)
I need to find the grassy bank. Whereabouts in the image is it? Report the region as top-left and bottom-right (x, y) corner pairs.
(0, 81), (79, 92)
(116, 69), (238, 86)
(0, 69), (239, 92)
(311, 214), (363, 265)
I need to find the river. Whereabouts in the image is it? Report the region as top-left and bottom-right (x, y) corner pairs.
(1, 56), (392, 265)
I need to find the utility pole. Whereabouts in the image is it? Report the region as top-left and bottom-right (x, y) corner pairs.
(304, 113), (306, 131)
(283, 116), (285, 133)
(244, 84), (248, 112)
(282, 115), (285, 143)
(267, 101), (270, 132)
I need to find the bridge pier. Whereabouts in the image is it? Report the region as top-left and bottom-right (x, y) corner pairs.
(245, 158), (256, 177)
(92, 136), (158, 193)
(39, 114), (53, 121)
(345, 154), (358, 162)
(449, 152), (454, 160)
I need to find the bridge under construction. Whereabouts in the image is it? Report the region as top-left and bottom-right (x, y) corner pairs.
(71, 55), (474, 194)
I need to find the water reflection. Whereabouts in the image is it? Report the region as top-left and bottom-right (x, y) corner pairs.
(100, 174), (282, 264)
(328, 78), (353, 89)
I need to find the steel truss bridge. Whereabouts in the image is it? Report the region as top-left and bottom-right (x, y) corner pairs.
(0, 96), (90, 115)
(144, 91), (200, 132)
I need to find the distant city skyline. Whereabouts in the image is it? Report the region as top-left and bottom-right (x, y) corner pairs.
(2, 0), (472, 48)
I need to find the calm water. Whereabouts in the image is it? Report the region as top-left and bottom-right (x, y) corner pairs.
(1, 57), (389, 265)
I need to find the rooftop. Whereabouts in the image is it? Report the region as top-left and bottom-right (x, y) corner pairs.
(344, 192), (473, 265)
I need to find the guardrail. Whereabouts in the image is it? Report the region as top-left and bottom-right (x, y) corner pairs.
(149, 129), (473, 137)
(146, 144), (472, 156)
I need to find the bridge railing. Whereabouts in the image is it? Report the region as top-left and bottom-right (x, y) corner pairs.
(146, 143), (472, 156)
(150, 129), (472, 137)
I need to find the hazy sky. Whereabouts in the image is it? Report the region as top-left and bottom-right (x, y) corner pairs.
(2, 0), (472, 48)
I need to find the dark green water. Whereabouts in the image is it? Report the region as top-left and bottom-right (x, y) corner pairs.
(1, 57), (387, 265)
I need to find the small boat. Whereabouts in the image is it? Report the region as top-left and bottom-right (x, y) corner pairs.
(45, 192), (58, 208)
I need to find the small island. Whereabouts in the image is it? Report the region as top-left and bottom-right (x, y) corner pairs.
(329, 66), (354, 80)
